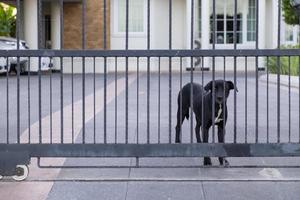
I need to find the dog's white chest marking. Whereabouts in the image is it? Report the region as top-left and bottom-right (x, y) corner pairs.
(215, 104), (223, 123)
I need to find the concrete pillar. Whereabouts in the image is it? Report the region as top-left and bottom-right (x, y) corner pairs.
(201, 0), (210, 68)
(258, 0), (266, 68)
(186, 0), (192, 68)
(272, 0), (279, 48)
(51, 1), (61, 70)
(51, 1), (61, 50)
(24, 0), (38, 71)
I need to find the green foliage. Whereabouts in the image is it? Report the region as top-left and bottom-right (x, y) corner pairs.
(0, 4), (16, 37)
(267, 45), (300, 76)
(282, 0), (300, 25)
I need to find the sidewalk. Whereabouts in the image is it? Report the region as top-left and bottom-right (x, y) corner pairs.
(259, 74), (299, 89)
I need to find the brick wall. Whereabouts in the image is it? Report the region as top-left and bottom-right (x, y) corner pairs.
(63, 1), (110, 49)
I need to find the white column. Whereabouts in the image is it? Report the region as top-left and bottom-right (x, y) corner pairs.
(24, 0), (38, 71)
(201, 0), (210, 68)
(186, 0), (192, 68)
(51, 1), (61, 70)
(51, 1), (61, 50)
(258, 0), (266, 68)
(272, 0), (279, 48)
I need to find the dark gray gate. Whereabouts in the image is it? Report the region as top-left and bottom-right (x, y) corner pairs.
(0, 0), (300, 180)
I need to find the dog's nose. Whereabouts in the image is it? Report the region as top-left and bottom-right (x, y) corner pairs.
(216, 97), (223, 102)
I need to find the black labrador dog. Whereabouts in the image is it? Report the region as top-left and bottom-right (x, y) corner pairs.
(175, 80), (237, 166)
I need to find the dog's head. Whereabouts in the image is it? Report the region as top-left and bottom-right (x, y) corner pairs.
(204, 80), (238, 104)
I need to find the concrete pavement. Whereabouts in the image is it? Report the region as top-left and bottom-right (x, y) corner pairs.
(0, 71), (300, 200)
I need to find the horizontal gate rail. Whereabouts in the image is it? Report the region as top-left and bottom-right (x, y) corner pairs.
(1, 143), (300, 157)
(1, 49), (300, 57)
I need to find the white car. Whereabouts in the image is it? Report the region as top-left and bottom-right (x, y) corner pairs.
(0, 37), (53, 74)
(0, 57), (10, 73)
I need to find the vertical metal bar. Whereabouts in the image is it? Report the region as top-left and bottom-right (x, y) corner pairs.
(82, 0), (86, 144)
(245, 56), (248, 143)
(168, 0), (172, 143)
(212, 0), (216, 143)
(201, 56), (204, 140)
(233, 0), (237, 143)
(16, 0), (20, 144)
(288, 56), (291, 142)
(115, 57), (118, 143)
(277, 0), (281, 143)
(146, 0), (151, 144)
(71, 57), (74, 144)
(190, 0), (194, 143)
(104, 0), (107, 144)
(59, 0), (64, 144)
(104, 57), (107, 144)
(179, 57), (182, 143)
(38, 0), (42, 144)
(158, 57), (161, 143)
(137, 57), (139, 144)
(93, 57), (96, 144)
(266, 56), (269, 143)
(6, 57), (9, 144)
(223, 56), (226, 139)
(28, 57), (31, 143)
(60, 55), (64, 144)
(49, 58), (52, 144)
(125, 0), (129, 144)
(299, 54), (300, 143)
(146, 56), (150, 143)
(255, 0), (259, 143)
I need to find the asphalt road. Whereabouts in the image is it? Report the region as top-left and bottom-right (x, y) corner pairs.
(0, 71), (300, 200)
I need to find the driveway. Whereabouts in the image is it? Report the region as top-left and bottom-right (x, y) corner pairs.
(0, 71), (300, 200)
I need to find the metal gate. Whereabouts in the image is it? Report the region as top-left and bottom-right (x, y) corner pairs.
(1, 0), (300, 180)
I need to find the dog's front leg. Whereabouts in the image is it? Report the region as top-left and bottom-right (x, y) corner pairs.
(202, 127), (212, 166)
(217, 126), (229, 166)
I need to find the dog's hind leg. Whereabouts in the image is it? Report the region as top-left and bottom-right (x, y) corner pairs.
(202, 127), (212, 165)
(217, 126), (229, 166)
(195, 117), (201, 143)
(175, 109), (188, 143)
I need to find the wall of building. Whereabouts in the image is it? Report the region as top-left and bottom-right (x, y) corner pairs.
(63, 0), (110, 50)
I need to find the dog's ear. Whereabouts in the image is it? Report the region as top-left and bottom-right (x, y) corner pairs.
(204, 81), (212, 91)
(227, 81), (238, 92)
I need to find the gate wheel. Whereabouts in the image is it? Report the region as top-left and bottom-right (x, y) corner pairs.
(12, 165), (29, 181)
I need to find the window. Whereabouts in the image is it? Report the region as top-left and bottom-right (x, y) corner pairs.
(117, 0), (145, 33)
(247, 0), (256, 41)
(284, 25), (294, 42)
(210, 0), (243, 44)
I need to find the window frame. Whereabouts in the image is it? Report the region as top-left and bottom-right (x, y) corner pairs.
(113, 0), (147, 37)
(209, 0), (244, 45)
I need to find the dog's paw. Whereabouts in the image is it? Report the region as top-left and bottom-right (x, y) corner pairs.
(218, 157), (229, 167)
(220, 159), (230, 167)
(223, 159), (229, 167)
(203, 157), (212, 166)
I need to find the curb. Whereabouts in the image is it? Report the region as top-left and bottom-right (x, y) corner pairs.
(259, 74), (299, 89)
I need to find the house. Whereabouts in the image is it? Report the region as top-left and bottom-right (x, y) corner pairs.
(2, 0), (299, 72)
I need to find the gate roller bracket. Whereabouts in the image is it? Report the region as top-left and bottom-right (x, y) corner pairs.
(0, 151), (30, 181)
(12, 165), (29, 181)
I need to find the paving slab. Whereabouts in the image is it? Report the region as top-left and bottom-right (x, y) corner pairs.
(202, 182), (300, 200)
(126, 182), (205, 200)
(47, 182), (128, 200)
